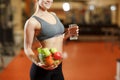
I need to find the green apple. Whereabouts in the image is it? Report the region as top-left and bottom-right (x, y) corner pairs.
(37, 48), (42, 54)
(50, 48), (57, 54)
(54, 60), (60, 65)
(42, 48), (51, 57)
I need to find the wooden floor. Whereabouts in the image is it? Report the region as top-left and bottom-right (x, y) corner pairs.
(0, 41), (120, 80)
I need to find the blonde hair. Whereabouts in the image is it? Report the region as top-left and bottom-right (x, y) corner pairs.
(33, 0), (39, 14)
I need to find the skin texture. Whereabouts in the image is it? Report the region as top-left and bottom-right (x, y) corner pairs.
(24, 0), (79, 70)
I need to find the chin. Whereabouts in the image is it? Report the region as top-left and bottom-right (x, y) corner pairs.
(45, 4), (52, 9)
(46, 7), (51, 9)
(45, 5), (51, 9)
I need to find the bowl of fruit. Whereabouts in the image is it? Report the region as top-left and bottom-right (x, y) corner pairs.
(37, 47), (63, 68)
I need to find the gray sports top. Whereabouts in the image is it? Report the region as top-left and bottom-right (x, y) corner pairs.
(33, 15), (64, 41)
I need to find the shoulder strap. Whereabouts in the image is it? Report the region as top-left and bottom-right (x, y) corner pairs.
(32, 16), (44, 27)
(32, 16), (41, 22)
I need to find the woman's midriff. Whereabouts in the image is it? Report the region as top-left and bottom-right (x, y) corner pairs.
(40, 35), (64, 53)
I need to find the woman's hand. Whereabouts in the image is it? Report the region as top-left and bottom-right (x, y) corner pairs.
(68, 26), (79, 36)
(63, 26), (79, 41)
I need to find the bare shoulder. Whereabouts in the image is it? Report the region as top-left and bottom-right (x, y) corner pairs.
(24, 17), (40, 30)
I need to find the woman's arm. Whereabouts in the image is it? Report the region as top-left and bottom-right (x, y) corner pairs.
(63, 28), (71, 41)
(24, 18), (40, 65)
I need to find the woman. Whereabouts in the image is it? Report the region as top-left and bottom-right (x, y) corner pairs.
(24, 0), (79, 80)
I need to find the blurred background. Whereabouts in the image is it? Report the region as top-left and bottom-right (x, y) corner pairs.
(0, 0), (120, 80)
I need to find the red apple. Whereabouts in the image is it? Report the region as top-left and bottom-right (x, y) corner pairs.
(53, 52), (62, 60)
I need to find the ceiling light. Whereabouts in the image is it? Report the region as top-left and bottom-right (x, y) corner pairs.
(62, 2), (70, 11)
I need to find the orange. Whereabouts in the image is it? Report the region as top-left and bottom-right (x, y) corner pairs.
(45, 55), (54, 66)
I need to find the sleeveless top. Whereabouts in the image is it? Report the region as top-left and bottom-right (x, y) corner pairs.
(33, 14), (65, 41)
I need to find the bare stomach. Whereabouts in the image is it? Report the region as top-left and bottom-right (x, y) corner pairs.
(40, 35), (64, 53)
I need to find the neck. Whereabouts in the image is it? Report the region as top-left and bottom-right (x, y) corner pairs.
(38, 8), (47, 13)
(35, 6), (48, 16)
(39, 9), (48, 15)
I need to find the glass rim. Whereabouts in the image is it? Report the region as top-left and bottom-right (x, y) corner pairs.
(69, 24), (77, 27)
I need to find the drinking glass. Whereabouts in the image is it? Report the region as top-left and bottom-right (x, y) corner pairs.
(69, 24), (79, 40)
